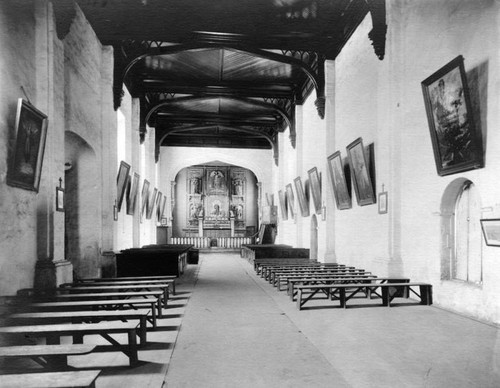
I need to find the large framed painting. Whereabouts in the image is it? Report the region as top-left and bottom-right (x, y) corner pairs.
(140, 179), (150, 218)
(421, 55), (484, 176)
(327, 151), (352, 210)
(308, 167), (322, 214)
(116, 161), (131, 212)
(156, 192), (163, 222)
(278, 190), (288, 221)
(7, 99), (48, 192)
(206, 167), (228, 195)
(346, 138), (375, 206)
(294, 176), (309, 217)
(146, 187), (158, 219)
(480, 219), (500, 247)
(285, 183), (295, 219)
(126, 172), (140, 215)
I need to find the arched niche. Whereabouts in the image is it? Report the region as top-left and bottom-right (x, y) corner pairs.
(172, 162), (259, 239)
(64, 131), (100, 278)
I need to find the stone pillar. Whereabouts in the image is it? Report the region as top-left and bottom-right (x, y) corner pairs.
(34, 1), (72, 289)
(324, 60), (337, 263)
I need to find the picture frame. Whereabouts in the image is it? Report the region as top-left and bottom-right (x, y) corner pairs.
(378, 191), (388, 214)
(156, 192), (163, 222)
(285, 183), (295, 219)
(294, 176), (309, 217)
(116, 161), (131, 212)
(160, 194), (167, 220)
(421, 55), (484, 176)
(140, 179), (150, 218)
(160, 217), (168, 226)
(146, 187), (158, 219)
(327, 151), (352, 210)
(278, 190), (288, 221)
(126, 172), (140, 215)
(346, 138), (376, 206)
(56, 187), (65, 212)
(7, 98), (48, 192)
(480, 219), (500, 247)
(113, 202), (118, 221)
(308, 167), (322, 214)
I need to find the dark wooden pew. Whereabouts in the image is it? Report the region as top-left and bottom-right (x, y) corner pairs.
(295, 282), (432, 310)
(0, 370), (101, 388)
(0, 321), (140, 366)
(7, 310), (150, 345)
(0, 344), (96, 369)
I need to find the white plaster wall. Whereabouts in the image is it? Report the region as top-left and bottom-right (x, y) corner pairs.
(332, 0), (500, 323)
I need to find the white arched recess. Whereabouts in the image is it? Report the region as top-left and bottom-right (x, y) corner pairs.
(64, 131), (100, 278)
(159, 146), (274, 224)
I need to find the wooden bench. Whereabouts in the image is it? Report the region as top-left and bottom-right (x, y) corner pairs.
(0, 344), (96, 369)
(76, 275), (176, 283)
(253, 259), (318, 273)
(62, 279), (176, 295)
(26, 298), (161, 328)
(57, 283), (170, 303)
(0, 321), (140, 366)
(8, 310), (150, 345)
(51, 290), (166, 308)
(258, 263), (346, 278)
(296, 282), (432, 310)
(270, 268), (366, 286)
(0, 370), (101, 388)
(286, 274), (379, 296)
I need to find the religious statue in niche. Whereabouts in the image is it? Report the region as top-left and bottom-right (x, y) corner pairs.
(207, 169), (227, 195)
(232, 178), (244, 196)
(190, 177), (201, 194)
(187, 195), (203, 226)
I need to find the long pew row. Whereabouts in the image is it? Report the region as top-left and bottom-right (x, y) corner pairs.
(0, 272), (181, 387)
(246, 250), (433, 311)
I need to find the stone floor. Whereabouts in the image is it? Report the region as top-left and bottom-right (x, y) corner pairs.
(164, 251), (500, 388)
(3, 251), (499, 387)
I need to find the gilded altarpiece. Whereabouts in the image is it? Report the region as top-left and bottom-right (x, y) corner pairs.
(185, 166), (247, 236)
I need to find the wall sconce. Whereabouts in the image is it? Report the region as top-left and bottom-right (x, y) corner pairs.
(56, 178), (65, 212)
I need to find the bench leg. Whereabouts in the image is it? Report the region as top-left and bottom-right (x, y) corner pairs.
(128, 329), (139, 366)
(420, 285), (433, 305)
(156, 299), (163, 318)
(139, 316), (147, 346)
(73, 334), (84, 344)
(296, 289), (302, 311)
(382, 286), (390, 306)
(151, 302), (157, 328)
(339, 288), (347, 308)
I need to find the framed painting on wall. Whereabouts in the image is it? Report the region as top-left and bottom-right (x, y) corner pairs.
(116, 161), (130, 212)
(126, 172), (140, 215)
(346, 137), (375, 206)
(421, 55), (484, 176)
(156, 192), (163, 222)
(308, 167), (322, 214)
(278, 190), (288, 221)
(285, 183), (295, 219)
(140, 179), (150, 218)
(293, 176), (309, 217)
(7, 98), (48, 192)
(480, 219), (500, 247)
(146, 188), (158, 219)
(327, 151), (352, 210)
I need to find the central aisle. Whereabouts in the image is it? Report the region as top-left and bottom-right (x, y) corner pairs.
(164, 251), (348, 388)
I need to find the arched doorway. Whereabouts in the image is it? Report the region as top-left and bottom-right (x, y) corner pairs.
(65, 131), (100, 278)
(310, 214), (318, 260)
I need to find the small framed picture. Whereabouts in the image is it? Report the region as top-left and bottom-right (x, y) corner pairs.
(285, 183), (295, 219)
(56, 187), (64, 212)
(480, 219), (500, 246)
(113, 203), (118, 221)
(378, 191), (388, 214)
(160, 217), (168, 226)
